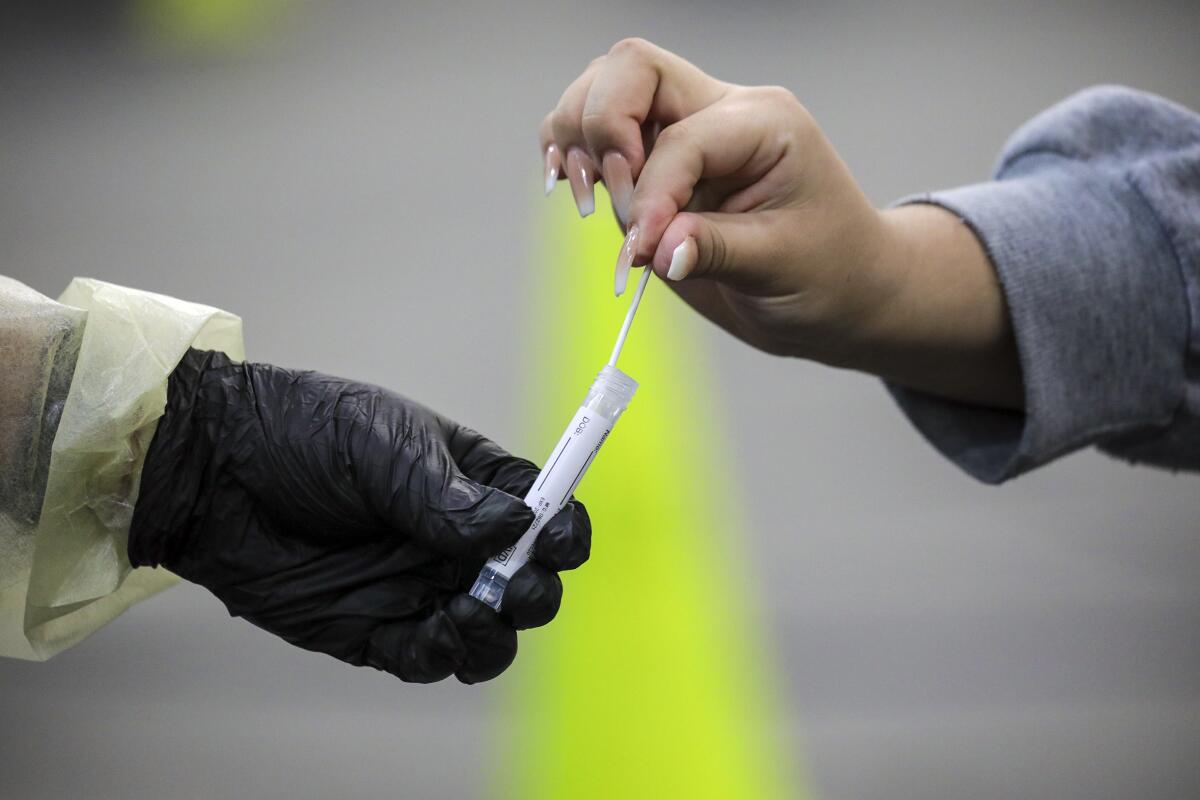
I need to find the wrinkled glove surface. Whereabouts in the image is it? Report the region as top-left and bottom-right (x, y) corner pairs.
(129, 349), (590, 684)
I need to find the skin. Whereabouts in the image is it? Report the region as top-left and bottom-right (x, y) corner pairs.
(0, 291), (85, 518)
(540, 38), (1023, 410)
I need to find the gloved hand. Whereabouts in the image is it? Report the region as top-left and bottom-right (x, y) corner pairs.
(129, 349), (590, 684)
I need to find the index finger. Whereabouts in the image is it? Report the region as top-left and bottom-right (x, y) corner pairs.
(627, 97), (785, 266)
(579, 39), (724, 176)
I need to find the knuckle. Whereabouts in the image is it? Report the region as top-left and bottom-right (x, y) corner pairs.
(654, 120), (687, 147)
(579, 108), (612, 144)
(745, 84), (806, 121)
(631, 190), (673, 225)
(769, 88), (815, 129)
(744, 85), (816, 143)
(756, 84), (799, 106)
(569, 525), (591, 566)
(538, 114), (554, 142)
(790, 99), (816, 131)
(572, 500), (591, 532)
(706, 225), (729, 273)
(549, 106), (576, 140)
(609, 37), (652, 57)
(790, 105), (819, 147)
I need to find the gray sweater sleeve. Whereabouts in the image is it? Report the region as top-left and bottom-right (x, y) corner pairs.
(889, 86), (1200, 483)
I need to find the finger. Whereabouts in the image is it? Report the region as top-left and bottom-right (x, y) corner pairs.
(580, 43), (656, 174)
(500, 563), (563, 630)
(447, 429), (589, 570)
(626, 96), (790, 268)
(549, 57), (602, 163)
(642, 118), (662, 156)
(446, 594), (518, 684)
(417, 474), (533, 560)
(546, 60), (606, 216)
(350, 401), (534, 559)
(532, 503), (590, 571)
(379, 431), (533, 558)
(651, 209), (796, 293)
(445, 425), (541, 497)
(582, 38), (726, 178)
(587, 40), (725, 227)
(364, 610), (466, 683)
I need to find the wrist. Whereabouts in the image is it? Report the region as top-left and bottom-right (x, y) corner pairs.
(782, 205), (898, 368)
(129, 349), (239, 570)
(833, 203), (1023, 408)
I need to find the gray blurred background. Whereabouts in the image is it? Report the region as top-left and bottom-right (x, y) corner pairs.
(2, 1), (1198, 798)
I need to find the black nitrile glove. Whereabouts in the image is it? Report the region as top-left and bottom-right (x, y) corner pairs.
(129, 349), (590, 684)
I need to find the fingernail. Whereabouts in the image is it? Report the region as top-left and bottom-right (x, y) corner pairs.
(667, 237), (697, 281)
(614, 224), (639, 296)
(602, 151), (633, 226)
(566, 148), (595, 217)
(543, 145), (561, 196)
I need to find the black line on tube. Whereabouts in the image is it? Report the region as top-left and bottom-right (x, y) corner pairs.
(538, 438), (572, 491)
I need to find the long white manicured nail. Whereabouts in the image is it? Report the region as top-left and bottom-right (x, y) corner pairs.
(602, 151), (633, 226)
(566, 148), (596, 217)
(543, 145), (561, 196)
(667, 237), (697, 281)
(614, 224), (639, 296)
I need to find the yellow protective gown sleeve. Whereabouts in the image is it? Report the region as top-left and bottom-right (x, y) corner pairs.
(0, 277), (244, 660)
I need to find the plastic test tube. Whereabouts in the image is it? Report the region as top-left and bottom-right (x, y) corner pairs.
(468, 365), (637, 610)
(469, 265), (653, 611)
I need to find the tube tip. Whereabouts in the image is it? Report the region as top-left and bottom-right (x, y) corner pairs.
(469, 569), (508, 611)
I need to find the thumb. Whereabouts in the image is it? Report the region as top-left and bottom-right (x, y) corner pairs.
(409, 472), (534, 560)
(652, 210), (791, 293)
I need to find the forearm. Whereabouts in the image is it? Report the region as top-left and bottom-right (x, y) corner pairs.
(875, 87), (1200, 481)
(0, 277), (244, 660)
(0, 278), (85, 521)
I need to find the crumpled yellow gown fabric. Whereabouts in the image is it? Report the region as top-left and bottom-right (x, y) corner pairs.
(0, 276), (243, 659)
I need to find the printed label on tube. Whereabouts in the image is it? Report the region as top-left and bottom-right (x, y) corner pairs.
(485, 406), (614, 579)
